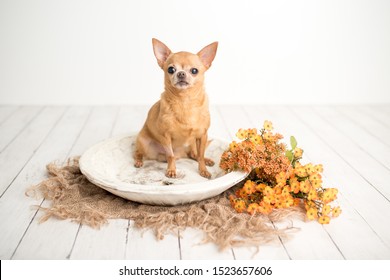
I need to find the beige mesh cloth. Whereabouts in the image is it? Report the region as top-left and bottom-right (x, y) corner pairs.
(26, 157), (304, 250)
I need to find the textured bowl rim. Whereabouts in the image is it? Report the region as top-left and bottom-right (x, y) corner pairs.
(79, 134), (248, 203)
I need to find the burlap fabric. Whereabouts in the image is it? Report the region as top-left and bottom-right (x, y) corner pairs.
(26, 157), (304, 250)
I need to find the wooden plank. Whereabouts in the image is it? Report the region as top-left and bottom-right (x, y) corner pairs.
(176, 106), (239, 259)
(4, 104), (389, 260)
(70, 105), (180, 260)
(233, 242), (290, 260)
(113, 105), (237, 259)
(70, 219), (129, 260)
(67, 105), (168, 260)
(314, 106), (390, 170)
(262, 106), (387, 259)
(12, 106), (119, 259)
(179, 228), (234, 260)
(209, 106), (231, 141)
(323, 192), (390, 259)
(0, 106), (19, 125)
(213, 105), (290, 260)
(109, 105), (238, 260)
(67, 105), (215, 260)
(0, 106), (43, 153)
(310, 106), (390, 200)
(287, 105), (390, 257)
(0, 106), (88, 259)
(235, 105), (344, 259)
(359, 105), (390, 129)
(254, 106), (388, 259)
(67, 106), (120, 156)
(216, 105), (293, 260)
(111, 105), (147, 137)
(0, 106), (66, 197)
(125, 221), (181, 260)
(109, 105), (181, 259)
(371, 104), (390, 116)
(335, 105), (390, 148)
(376, 104), (390, 115)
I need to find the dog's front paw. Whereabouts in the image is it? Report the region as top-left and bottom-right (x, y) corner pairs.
(134, 160), (143, 168)
(205, 158), (215, 167)
(199, 169), (211, 179)
(165, 169), (177, 178)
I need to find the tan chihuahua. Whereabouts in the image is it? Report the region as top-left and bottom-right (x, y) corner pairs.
(134, 38), (218, 179)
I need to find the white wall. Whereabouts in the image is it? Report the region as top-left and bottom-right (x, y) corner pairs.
(0, 0), (389, 105)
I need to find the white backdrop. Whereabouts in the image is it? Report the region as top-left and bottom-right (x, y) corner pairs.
(0, 0), (389, 105)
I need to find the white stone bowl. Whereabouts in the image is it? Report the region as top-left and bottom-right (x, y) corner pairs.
(79, 134), (247, 206)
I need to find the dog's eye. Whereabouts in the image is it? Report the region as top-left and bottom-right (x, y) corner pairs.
(191, 68), (198, 75)
(167, 66), (176, 74)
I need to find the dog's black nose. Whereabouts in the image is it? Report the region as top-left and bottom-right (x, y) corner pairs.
(177, 71), (186, 79)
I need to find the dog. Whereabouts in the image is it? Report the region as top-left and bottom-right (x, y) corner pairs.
(134, 38), (218, 179)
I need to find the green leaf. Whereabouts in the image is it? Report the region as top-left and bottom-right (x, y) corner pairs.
(290, 136), (297, 150)
(286, 150), (293, 162)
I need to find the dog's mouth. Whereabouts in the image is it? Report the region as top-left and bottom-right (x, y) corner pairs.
(175, 81), (190, 88)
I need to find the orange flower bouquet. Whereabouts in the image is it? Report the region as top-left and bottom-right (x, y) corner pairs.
(219, 121), (341, 224)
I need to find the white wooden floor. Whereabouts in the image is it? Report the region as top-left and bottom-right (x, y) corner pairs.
(0, 105), (390, 260)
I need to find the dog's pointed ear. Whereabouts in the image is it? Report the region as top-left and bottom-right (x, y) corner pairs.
(197, 42), (218, 69)
(152, 38), (172, 68)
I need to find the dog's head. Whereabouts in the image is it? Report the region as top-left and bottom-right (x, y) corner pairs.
(152, 38), (218, 92)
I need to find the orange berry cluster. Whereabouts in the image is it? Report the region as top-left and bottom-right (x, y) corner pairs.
(221, 121), (341, 224)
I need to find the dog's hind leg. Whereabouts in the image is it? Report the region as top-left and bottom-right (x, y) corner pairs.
(134, 134), (148, 168)
(134, 150), (144, 168)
